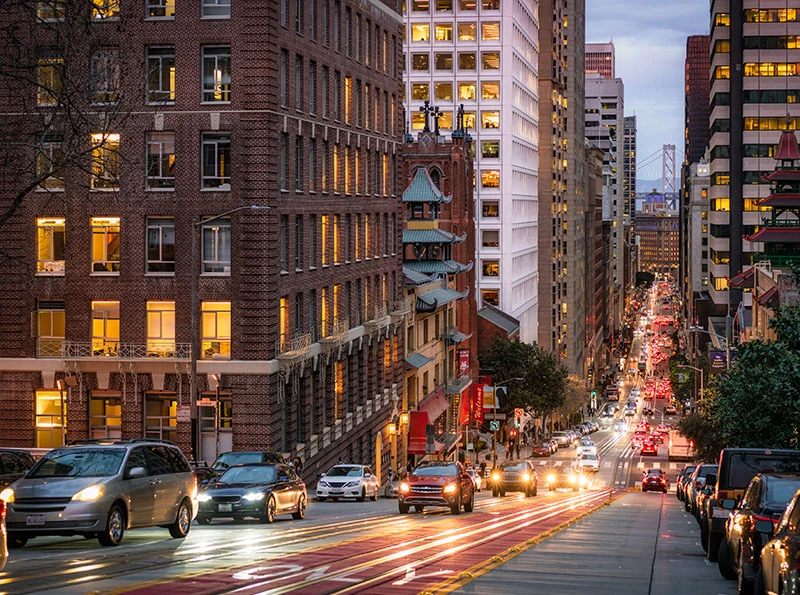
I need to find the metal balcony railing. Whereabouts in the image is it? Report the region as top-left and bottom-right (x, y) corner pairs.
(276, 333), (312, 359)
(61, 341), (191, 360)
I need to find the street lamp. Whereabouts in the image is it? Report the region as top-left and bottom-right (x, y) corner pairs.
(491, 377), (523, 470)
(687, 325), (730, 370)
(677, 364), (704, 412)
(190, 205), (269, 460)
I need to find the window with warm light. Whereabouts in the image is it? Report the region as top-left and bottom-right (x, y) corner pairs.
(147, 301), (175, 356)
(411, 24), (429, 41)
(411, 83), (429, 100)
(435, 53), (453, 70)
(90, 133), (120, 190)
(202, 46), (231, 102)
(481, 111), (499, 128)
(93, 0), (119, 19)
(37, 1), (65, 20)
(435, 24), (452, 41)
(481, 289), (499, 305)
(37, 57), (63, 105)
(482, 81), (499, 99)
(458, 22), (476, 40)
(147, 47), (175, 103)
(147, 0), (175, 18)
(482, 260), (499, 276)
(412, 53), (430, 71)
(91, 217), (120, 273)
(481, 170), (499, 187)
(458, 82), (476, 100)
(90, 395), (122, 439)
(92, 300), (120, 354)
(146, 132), (175, 188)
(481, 22), (499, 40)
(481, 141), (499, 158)
(36, 301), (65, 357)
(36, 390), (65, 448)
(321, 215), (330, 265)
(459, 52), (476, 70)
(201, 301), (231, 358)
(482, 51), (499, 69)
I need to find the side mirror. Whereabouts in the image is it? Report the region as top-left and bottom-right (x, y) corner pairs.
(126, 466), (147, 479)
(721, 498), (737, 510)
(754, 519), (774, 535)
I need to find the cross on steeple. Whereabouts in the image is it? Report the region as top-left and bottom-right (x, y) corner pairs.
(420, 100), (441, 134)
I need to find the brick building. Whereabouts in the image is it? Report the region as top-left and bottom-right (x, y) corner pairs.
(0, 0), (407, 481)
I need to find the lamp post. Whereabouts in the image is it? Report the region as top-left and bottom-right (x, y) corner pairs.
(687, 325), (730, 370)
(491, 377), (523, 470)
(677, 364), (704, 412)
(190, 205), (269, 461)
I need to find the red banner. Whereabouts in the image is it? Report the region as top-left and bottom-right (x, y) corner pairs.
(472, 384), (484, 424)
(458, 349), (470, 378)
(458, 389), (470, 426)
(408, 411), (430, 455)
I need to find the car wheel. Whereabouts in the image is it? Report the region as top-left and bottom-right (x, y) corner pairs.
(737, 548), (755, 595)
(398, 502), (409, 514)
(414, 505), (424, 513)
(168, 499), (192, 538)
(700, 519), (710, 553)
(753, 567), (766, 595)
(450, 493), (462, 515)
(292, 495), (306, 520)
(7, 534), (28, 549)
(463, 492), (474, 513)
(708, 531), (723, 563)
(357, 488), (366, 503)
(492, 488), (499, 497)
(499, 490), (505, 497)
(532, 484), (538, 497)
(197, 515), (212, 525)
(98, 504), (125, 547)
(717, 538), (737, 580)
(262, 496), (277, 524)
(317, 496), (327, 502)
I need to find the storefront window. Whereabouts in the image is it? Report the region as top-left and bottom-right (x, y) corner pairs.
(36, 389), (65, 448)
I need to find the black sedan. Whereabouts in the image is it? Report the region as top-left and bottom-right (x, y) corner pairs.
(489, 460), (538, 497)
(197, 463), (306, 524)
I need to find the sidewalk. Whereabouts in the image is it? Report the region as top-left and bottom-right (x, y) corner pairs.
(447, 491), (735, 595)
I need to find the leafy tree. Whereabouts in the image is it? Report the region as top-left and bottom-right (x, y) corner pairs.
(478, 338), (569, 440)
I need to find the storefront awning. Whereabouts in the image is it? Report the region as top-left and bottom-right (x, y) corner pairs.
(405, 352), (434, 370)
(417, 387), (449, 423)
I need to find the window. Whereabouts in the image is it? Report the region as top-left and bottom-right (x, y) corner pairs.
(309, 214), (317, 268)
(459, 0), (476, 8)
(279, 133), (288, 190)
(201, 302), (231, 359)
(36, 217), (65, 274)
(37, 1), (65, 20)
(459, 53), (476, 70)
(202, 0), (230, 17)
(146, 47), (175, 103)
(481, 170), (499, 187)
(482, 0), (499, 8)
(308, 137), (316, 191)
(201, 133), (231, 189)
(482, 230), (499, 247)
(458, 82), (476, 100)
(93, 0), (119, 19)
(147, 301), (175, 356)
(333, 70), (341, 120)
(321, 214), (329, 265)
(91, 49), (120, 104)
(36, 57), (63, 105)
(91, 216), (120, 273)
(36, 301), (65, 357)
(201, 218), (231, 273)
(295, 136), (303, 191)
(280, 215), (288, 272)
(90, 394), (122, 439)
(481, 111), (499, 128)
(344, 76), (352, 123)
(482, 260), (499, 276)
(35, 390), (65, 447)
(412, 54), (429, 71)
(482, 201), (499, 217)
(147, 0), (174, 18)
(308, 61), (316, 114)
(279, 297), (290, 345)
(90, 132), (120, 190)
(202, 46), (231, 102)
(280, 49), (288, 106)
(411, 83), (429, 100)
(481, 22), (499, 40)
(37, 138), (64, 190)
(295, 215), (303, 270)
(333, 214), (341, 263)
(146, 216), (175, 273)
(435, 24), (452, 41)
(411, 0), (429, 10)
(482, 81), (499, 99)
(435, 53), (453, 70)
(458, 22), (476, 40)
(411, 24), (429, 41)
(482, 51), (500, 69)
(321, 140), (328, 191)
(146, 132), (175, 189)
(295, 55), (303, 110)
(481, 141), (499, 158)
(145, 394), (177, 442)
(92, 301), (120, 354)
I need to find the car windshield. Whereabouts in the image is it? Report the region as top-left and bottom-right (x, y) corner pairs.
(213, 452), (264, 471)
(414, 464), (457, 477)
(326, 466), (363, 477)
(697, 465), (718, 478)
(218, 465), (276, 484)
(580, 454), (597, 461)
(727, 454), (800, 489)
(28, 449), (124, 478)
(501, 462), (529, 471)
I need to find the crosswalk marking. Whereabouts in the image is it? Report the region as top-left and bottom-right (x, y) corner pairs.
(637, 462), (645, 469)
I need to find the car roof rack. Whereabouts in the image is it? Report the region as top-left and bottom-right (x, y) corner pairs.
(66, 438), (178, 446)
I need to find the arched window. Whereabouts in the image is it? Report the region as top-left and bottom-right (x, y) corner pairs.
(429, 167), (441, 189)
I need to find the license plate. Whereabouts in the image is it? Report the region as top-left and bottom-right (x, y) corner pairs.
(713, 508), (731, 519)
(26, 514), (45, 526)
(330, 490), (343, 495)
(218, 503), (232, 512)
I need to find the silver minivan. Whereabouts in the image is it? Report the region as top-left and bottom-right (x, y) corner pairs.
(0, 439), (198, 547)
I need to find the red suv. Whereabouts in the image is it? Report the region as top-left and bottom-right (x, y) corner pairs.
(398, 460), (474, 515)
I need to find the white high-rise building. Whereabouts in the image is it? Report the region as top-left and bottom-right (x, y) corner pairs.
(403, 0), (540, 343)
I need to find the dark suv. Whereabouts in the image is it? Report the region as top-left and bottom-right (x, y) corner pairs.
(0, 449), (35, 489)
(702, 448), (800, 562)
(489, 460), (538, 497)
(398, 460), (474, 515)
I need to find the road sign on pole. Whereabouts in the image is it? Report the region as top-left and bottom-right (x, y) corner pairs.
(489, 420), (500, 432)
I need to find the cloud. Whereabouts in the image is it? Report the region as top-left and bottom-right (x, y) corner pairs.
(586, 0), (709, 176)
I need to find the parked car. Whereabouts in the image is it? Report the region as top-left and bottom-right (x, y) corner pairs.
(466, 469), (483, 492)
(544, 466), (587, 492)
(0, 449), (35, 490)
(197, 463), (306, 524)
(717, 473), (800, 590)
(0, 498), (6, 571)
(757, 485), (800, 595)
(641, 468), (668, 493)
(531, 443), (553, 458)
(686, 463), (719, 519)
(211, 451), (287, 477)
(489, 460), (538, 497)
(316, 464), (379, 502)
(575, 453), (600, 473)
(676, 465), (698, 503)
(703, 448), (800, 563)
(189, 460), (216, 484)
(398, 460), (474, 515)
(0, 439), (197, 547)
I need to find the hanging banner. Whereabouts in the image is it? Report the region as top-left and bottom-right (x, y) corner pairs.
(458, 389), (471, 426)
(458, 349), (471, 378)
(472, 384), (484, 424)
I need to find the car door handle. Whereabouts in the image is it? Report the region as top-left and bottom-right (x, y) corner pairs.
(149, 479), (162, 485)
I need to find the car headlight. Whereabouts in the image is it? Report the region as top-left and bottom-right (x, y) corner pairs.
(343, 481), (359, 488)
(491, 473), (501, 482)
(243, 492), (266, 502)
(0, 487), (14, 503)
(443, 483), (458, 494)
(522, 473), (531, 483)
(568, 474), (576, 483)
(197, 493), (212, 502)
(72, 485), (104, 502)
(546, 474), (556, 484)
(318, 481), (330, 488)
(399, 482), (410, 494)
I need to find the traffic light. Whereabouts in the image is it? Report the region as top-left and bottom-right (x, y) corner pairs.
(591, 390), (597, 398)
(509, 429), (518, 440)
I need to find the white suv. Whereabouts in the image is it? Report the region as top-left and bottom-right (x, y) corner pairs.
(316, 464), (379, 502)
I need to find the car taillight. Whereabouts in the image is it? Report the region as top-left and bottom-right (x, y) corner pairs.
(0, 499), (5, 519)
(753, 513), (780, 528)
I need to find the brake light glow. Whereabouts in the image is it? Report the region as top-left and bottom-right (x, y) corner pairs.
(0, 499), (5, 519)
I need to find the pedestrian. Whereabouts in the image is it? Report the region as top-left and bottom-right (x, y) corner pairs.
(292, 456), (303, 474)
(479, 459), (486, 478)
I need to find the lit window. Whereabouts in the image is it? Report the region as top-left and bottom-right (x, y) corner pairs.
(37, 1), (65, 20)
(411, 24), (429, 41)
(481, 111), (499, 128)
(481, 22), (500, 40)
(36, 57), (63, 105)
(92, 300), (120, 354)
(458, 23), (476, 40)
(481, 289), (499, 306)
(147, 0), (175, 18)
(90, 394), (121, 439)
(412, 0), (429, 9)
(202, 46), (231, 102)
(435, 53), (453, 70)
(146, 216), (175, 273)
(35, 390), (65, 448)
(481, 0), (499, 9)
(37, 217), (65, 274)
(411, 83), (429, 100)
(482, 260), (499, 276)
(411, 54), (429, 71)
(482, 52), (500, 69)
(201, 133), (231, 189)
(90, 133), (120, 190)
(434, 24), (452, 41)
(93, 0), (120, 19)
(37, 138), (64, 190)
(482, 230), (499, 247)
(481, 141), (499, 158)
(459, 52), (476, 70)
(36, 301), (65, 358)
(91, 216), (120, 273)
(482, 81), (499, 99)
(458, 82), (476, 100)
(146, 47), (175, 103)
(202, 0), (230, 17)
(201, 302), (231, 359)
(481, 170), (499, 187)
(147, 301), (176, 356)
(435, 82), (453, 100)
(201, 218), (231, 273)
(91, 49), (120, 104)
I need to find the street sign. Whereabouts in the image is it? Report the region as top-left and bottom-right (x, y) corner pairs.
(176, 405), (191, 422)
(196, 399), (217, 407)
(489, 420), (500, 432)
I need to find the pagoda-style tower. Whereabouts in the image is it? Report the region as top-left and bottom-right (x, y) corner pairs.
(746, 130), (800, 266)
